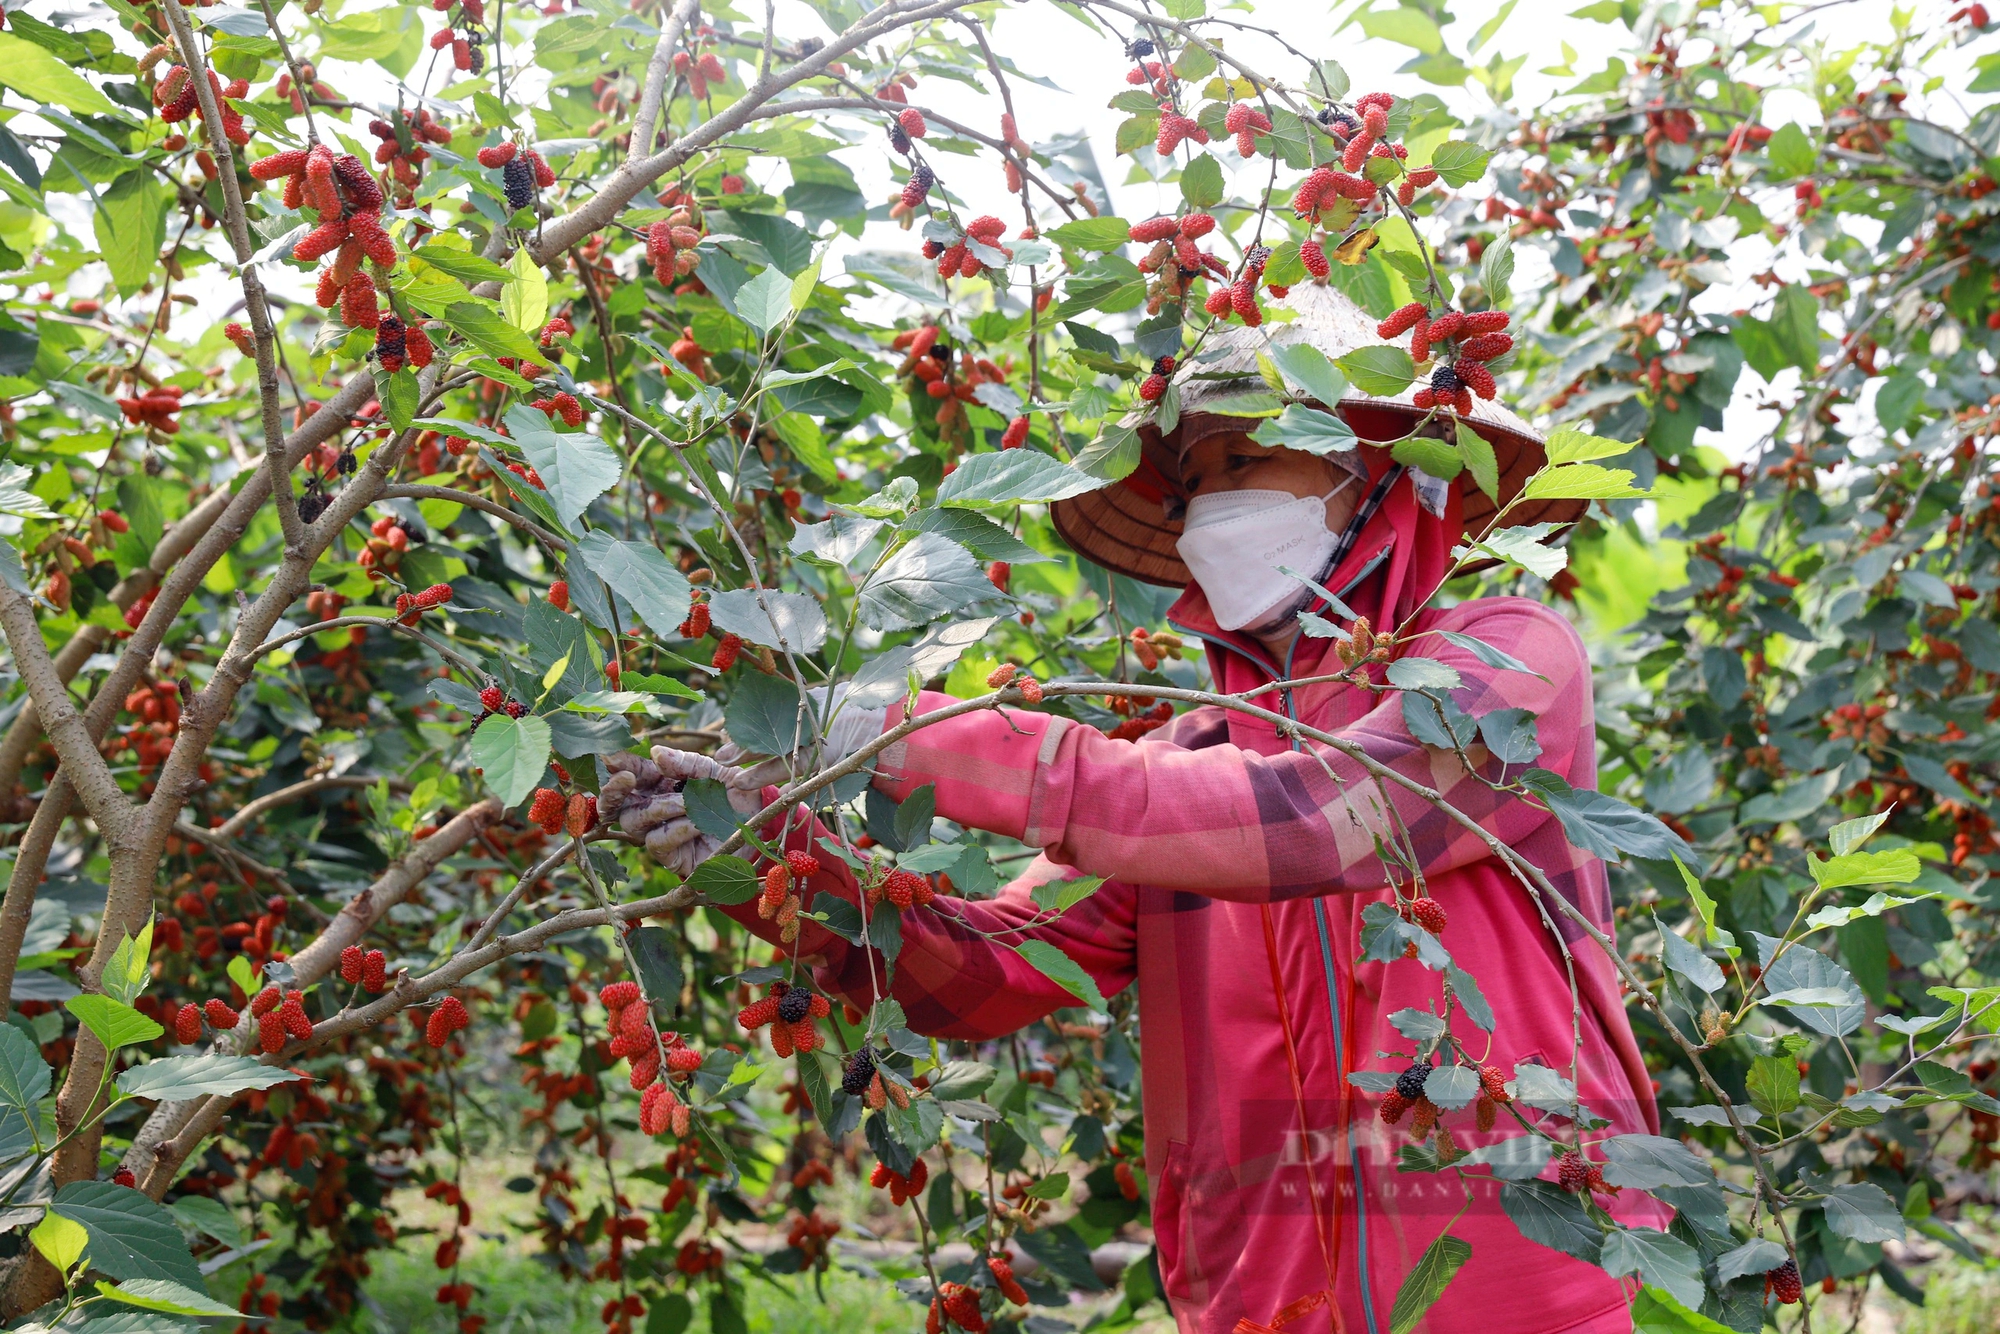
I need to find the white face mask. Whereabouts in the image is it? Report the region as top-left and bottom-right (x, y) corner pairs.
(1175, 477), (1355, 633)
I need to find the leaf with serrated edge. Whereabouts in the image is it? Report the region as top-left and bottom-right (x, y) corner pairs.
(1388, 1232), (1469, 1334)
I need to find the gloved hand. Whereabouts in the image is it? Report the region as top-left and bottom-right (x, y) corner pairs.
(603, 686), (888, 877)
(598, 746), (782, 877)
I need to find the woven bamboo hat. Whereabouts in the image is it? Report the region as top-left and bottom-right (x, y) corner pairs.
(1050, 283), (1584, 587)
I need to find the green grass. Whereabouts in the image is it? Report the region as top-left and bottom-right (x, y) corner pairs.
(353, 1245), (919, 1334)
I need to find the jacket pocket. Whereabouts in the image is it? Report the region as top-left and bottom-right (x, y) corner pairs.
(1152, 1139), (1193, 1302)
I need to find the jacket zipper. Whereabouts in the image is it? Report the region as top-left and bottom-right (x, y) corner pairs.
(1164, 621), (1383, 1334)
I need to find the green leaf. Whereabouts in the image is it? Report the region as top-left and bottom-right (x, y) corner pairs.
(1831, 813), (1887, 857)
(1746, 1054), (1799, 1117)
(0, 33), (118, 113)
(1499, 1180), (1602, 1262)
(469, 712), (553, 809)
(1455, 421), (1499, 502)
(723, 670), (809, 756)
(1713, 1238), (1789, 1286)
(1357, 8), (1442, 53)
(31, 1213), (88, 1274)
(1268, 343), (1349, 407)
(1251, 404), (1358, 455)
(857, 532), (995, 632)
(1337, 345), (1416, 396)
(1479, 235), (1514, 307)
(116, 1054), (303, 1101)
(1598, 1228), (1705, 1311)
(1823, 1181), (1904, 1242)
(1049, 217), (1133, 252)
(375, 367), (419, 433)
(54, 1182), (205, 1288)
(937, 451), (1104, 507)
(687, 855), (760, 905)
(1807, 848), (1920, 889)
(574, 531), (692, 633)
(66, 994), (162, 1051)
(502, 246), (548, 334)
(1765, 122), (1817, 178)
(95, 1278), (240, 1318)
(507, 404), (621, 531)
(0, 1022), (50, 1115)
(1013, 940), (1108, 1011)
(412, 245), (515, 284)
(97, 171), (167, 297)
(1389, 1232), (1469, 1334)
(1469, 523), (1568, 579)
(1427, 140), (1490, 187)
(1391, 434), (1462, 481)
(1028, 874), (1106, 915)
(1179, 154), (1223, 208)
(442, 300), (544, 364)
(167, 1195), (244, 1249)
(1521, 463), (1647, 501)
(735, 268), (796, 337)
(89, 922), (145, 1006)
(1629, 1285), (1736, 1334)
(1599, 1134), (1714, 1189)
(627, 926), (683, 1012)
(1542, 426), (1633, 465)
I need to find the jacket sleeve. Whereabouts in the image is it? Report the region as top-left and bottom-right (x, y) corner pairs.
(717, 817), (1137, 1042)
(872, 598), (1593, 902)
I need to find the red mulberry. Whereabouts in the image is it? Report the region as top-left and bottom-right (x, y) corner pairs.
(1377, 302), (1427, 339)
(174, 1003), (202, 1044)
(529, 787), (566, 835)
(426, 996), (470, 1048)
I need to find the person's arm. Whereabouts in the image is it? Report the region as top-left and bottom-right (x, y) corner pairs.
(715, 814), (1137, 1042)
(873, 597), (1592, 900)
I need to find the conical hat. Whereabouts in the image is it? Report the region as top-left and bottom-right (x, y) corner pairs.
(1050, 282), (1584, 588)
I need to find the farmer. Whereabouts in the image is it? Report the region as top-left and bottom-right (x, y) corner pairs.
(606, 286), (1665, 1334)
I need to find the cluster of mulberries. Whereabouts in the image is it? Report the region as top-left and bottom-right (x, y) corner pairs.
(339, 945), (391, 992)
(425, 994), (471, 1048)
(757, 851), (821, 943)
(1202, 245), (1272, 328)
(393, 581), (454, 625)
(116, 383), (182, 435)
(928, 1279), (986, 1334)
(1376, 303), (1514, 412)
(249, 984), (315, 1054)
(1130, 211), (1229, 314)
(985, 662), (1044, 703)
(475, 140), (555, 212)
(737, 980), (830, 1057)
(926, 214), (1014, 282)
(152, 64), (253, 146)
(840, 1047), (914, 1110)
(861, 861), (937, 912)
(528, 786), (599, 839)
(529, 391), (585, 426)
(599, 981), (701, 1137)
(671, 46), (728, 100)
(891, 321), (1015, 437)
(476, 684), (527, 720)
(1555, 1149), (1617, 1197)
(1223, 101), (1273, 157)
(365, 107), (452, 204)
(869, 1155), (928, 1205)
(646, 205), (706, 283)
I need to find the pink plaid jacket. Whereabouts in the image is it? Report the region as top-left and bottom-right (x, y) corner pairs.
(741, 592), (1661, 1334)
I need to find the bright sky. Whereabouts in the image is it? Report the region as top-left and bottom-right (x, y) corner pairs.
(35, 0), (1988, 465)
